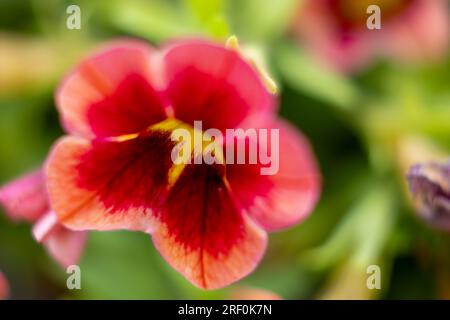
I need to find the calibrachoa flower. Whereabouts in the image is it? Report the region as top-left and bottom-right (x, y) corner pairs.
(293, 0), (450, 72)
(45, 38), (320, 289)
(0, 271), (8, 300)
(0, 170), (87, 267)
(407, 161), (450, 230)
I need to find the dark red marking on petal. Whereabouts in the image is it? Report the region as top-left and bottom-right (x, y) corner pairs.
(167, 67), (249, 133)
(75, 130), (175, 213)
(159, 162), (245, 257)
(87, 73), (167, 137)
(227, 162), (274, 208)
(164, 41), (274, 132)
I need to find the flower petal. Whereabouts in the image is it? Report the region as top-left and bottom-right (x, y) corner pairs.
(32, 210), (59, 242)
(163, 39), (275, 132)
(32, 211), (88, 267)
(0, 271), (9, 300)
(293, 0), (374, 72)
(152, 163), (267, 289)
(45, 228), (88, 268)
(229, 287), (282, 300)
(56, 40), (167, 138)
(46, 132), (176, 232)
(383, 0), (450, 62)
(0, 169), (48, 222)
(295, 0), (450, 72)
(226, 118), (321, 231)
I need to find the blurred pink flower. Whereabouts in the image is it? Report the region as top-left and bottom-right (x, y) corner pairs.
(0, 271), (8, 300)
(0, 170), (87, 267)
(45, 38), (321, 289)
(229, 287), (282, 300)
(293, 0), (450, 72)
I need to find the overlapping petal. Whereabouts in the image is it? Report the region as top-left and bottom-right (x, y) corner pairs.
(0, 170), (88, 267)
(33, 211), (88, 267)
(152, 163), (267, 289)
(227, 118), (321, 231)
(164, 40), (275, 132)
(56, 40), (167, 138)
(46, 131), (176, 232)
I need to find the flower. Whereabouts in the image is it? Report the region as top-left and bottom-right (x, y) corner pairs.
(293, 0), (450, 72)
(0, 271), (8, 300)
(45, 38), (321, 289)
(229, 287), (282, 300)
(407, 161), (450, 230)
(0, 170), (87, 267)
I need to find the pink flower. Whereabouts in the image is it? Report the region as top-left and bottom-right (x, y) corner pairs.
(0, 170), (87, 267)
(0, 271), (8, 300)
(45, 38), (321, 289)
(293, 0), (450, 72)
(229, 287), (282, 300)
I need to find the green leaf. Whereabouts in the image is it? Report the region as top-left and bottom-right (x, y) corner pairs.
(72, 231), (182, 299)
(184, 0), (229, 38)
(301, 182), (397, 270)
(230, 0), (299, 41)
(104, 0), (199, 43)
(350, 184), (397, 267)
(276, 42), (359, 111)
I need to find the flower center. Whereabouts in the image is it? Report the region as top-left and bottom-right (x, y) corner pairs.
(149, 118), (226, 187)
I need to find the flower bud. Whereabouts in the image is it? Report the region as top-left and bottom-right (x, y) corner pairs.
(407, 161), (450, 230)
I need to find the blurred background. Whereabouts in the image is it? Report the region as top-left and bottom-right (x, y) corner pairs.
(0, 0), (449, 299)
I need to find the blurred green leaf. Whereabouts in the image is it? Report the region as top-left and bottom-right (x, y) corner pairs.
(350, 183), (397, 266)
(229, 0), (298, 42)
(73, 231), (181, 299)
(184, 0), (229, 38)
(103, 0), (200, 42)
(301, 181), (397, 271)
(276, 42), (360, 111)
